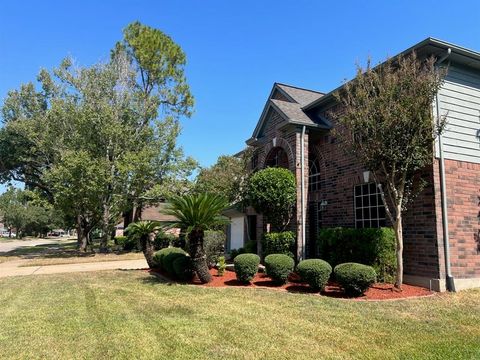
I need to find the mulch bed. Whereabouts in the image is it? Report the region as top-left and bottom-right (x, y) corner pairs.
(150, 268), (434, 301)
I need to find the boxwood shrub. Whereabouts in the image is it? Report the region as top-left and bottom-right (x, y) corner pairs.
(164, 251), (188, 276)
(115, 235), (138, 251)
(172, 254), (194, 281)
(334, 262), (377, 297)
(262, 231), (295, 258)
(265, 254), (294, 284)
(153, 247), (185, 271)
(317, 227), (395, 282)
(234, 253), (260, 283)
(297, 259), (332, 291)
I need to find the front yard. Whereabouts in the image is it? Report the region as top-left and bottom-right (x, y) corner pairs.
(0, 270), (479, 359)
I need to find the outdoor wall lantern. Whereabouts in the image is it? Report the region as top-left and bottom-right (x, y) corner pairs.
(363, 170), (371, 183)
(319, 200), (328, 212)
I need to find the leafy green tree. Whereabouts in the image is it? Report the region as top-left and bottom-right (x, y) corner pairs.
(333, 52), (445, 289)
(164, 193), (229, 283)
(125, 220), (162, 268)
(114, 21), (196, 225)
(245, 167), (296, 232)
(0, 22), (197, 251)
(195, 151), (251, 204)
(0, 187), (58, 238)
(46, 151), (108, 251)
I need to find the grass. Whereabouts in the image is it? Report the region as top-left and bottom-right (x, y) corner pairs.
(0, 271), (479, 359)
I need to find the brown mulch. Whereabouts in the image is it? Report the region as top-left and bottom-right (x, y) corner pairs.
(150, 268), (434, 301)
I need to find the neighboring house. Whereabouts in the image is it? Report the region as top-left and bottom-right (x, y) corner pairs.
(238, 38), (480, 291)
(120, 202), (180, 236)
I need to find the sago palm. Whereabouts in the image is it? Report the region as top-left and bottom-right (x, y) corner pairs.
(125, 220), (161, 268)
(164, 193), (229, 283)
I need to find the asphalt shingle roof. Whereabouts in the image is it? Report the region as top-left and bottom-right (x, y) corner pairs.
(270, 98), (316, 126)
(276, 83), (323, 106)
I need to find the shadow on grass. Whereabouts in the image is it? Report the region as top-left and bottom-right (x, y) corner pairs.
(0, 241), (140, 260)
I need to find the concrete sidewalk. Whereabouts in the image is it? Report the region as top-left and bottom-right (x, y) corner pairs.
(0, 258), (148, 278)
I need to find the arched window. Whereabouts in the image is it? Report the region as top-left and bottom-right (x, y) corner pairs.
(265, 147), (289, 169)
(309, 158), (321, 191)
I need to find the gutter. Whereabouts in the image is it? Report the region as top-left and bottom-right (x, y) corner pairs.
(435, 48), (456, 292)
(300, 125), (306, 260)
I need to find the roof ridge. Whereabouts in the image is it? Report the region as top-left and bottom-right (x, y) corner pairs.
(276, 82), (325, 95)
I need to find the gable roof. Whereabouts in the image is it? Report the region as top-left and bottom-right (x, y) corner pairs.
(247, 83), (329, 144)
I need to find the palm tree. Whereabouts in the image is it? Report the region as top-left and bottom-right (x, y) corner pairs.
(125, 220), (161, 268)
(164, 193), (229, 283)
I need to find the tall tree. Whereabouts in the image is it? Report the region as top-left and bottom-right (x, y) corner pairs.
(113, 21), (195, 224)
(333, 52), (446, 289)
(195, 151), (252, 204)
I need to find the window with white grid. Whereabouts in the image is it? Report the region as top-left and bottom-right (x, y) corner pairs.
(354, 182), (386, 228)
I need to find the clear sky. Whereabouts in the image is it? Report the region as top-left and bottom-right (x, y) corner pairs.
(1, 0), (480, 193)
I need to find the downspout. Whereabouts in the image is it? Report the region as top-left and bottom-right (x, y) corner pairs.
(300, 126), (306, 260)
(435, 48), (455, 292)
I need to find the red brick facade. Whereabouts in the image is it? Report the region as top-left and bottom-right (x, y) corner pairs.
(245, 82), (480, 291)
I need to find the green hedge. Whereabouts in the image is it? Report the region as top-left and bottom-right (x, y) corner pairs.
(334, 263), (376, 297)
(262, 231), (296, 258)
(153, 247), (185, 271)
(234, 253), (260, 283)
(172, 255), (194, 281)
(317, 227), (395, 282)
(265, 254), (294, 284)
(115, 235), (138, 251)
(297, 259), (332, 291)
(204, 230), (226, 267)
(154, 231), (178, 250)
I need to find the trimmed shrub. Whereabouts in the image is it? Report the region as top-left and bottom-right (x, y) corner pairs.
(204, 230), (226, 267)
(154, 231), (178, 250)
(153, 247), (185, 271)
(164, 251), (188, 276)
(334, 262), (377, 297)
(172, 254), (194, 281)
(116, 235), (138, 251)
(265, 254), (294, 284)
(263, 231), (295, 258)
(234, 253), (260, 283)
(297, 259), (332, 291)
(229, 240), (257, 260)
(317, 227), (395, 282)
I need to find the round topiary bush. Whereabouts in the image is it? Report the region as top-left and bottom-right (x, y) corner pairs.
(153, 247), (185, 271)
(334, 262), (376, 297)
(297, 259), (332, 291)
(265, 254), (294, 284)
(172, 254), (194, 281)
(234, 253), (260, 283)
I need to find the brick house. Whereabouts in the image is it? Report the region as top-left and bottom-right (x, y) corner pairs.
(228, 38), (480, 292)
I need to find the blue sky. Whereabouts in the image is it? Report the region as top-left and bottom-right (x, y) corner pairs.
(1, 0), (480, 193)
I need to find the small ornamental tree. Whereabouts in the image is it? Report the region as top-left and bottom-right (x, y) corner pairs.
(333, 52), (446, 289)
(245, 167), (296, 234)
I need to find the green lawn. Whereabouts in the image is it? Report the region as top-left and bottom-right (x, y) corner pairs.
(0, 271), (479, 359)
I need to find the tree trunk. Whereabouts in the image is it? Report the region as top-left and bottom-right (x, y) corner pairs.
(140, 233), (156, 268)
(77, 216), (88, 252)
(188, 228), (212, 283)
(394, 213), (404, 290)
(99, 202), (110, 253)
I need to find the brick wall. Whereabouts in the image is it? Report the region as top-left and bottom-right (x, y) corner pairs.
(438, 159), (480, 279)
